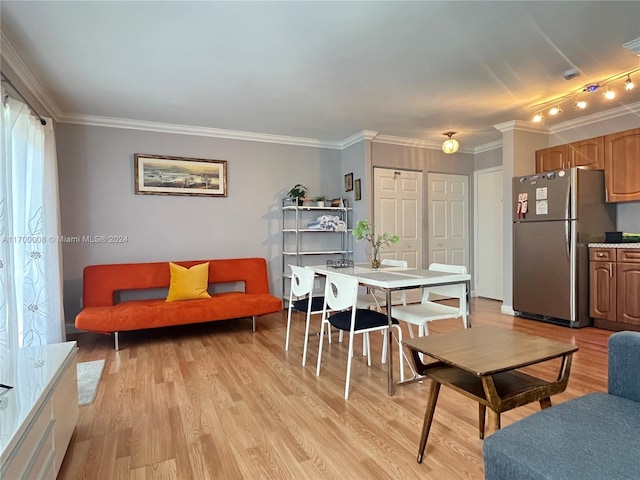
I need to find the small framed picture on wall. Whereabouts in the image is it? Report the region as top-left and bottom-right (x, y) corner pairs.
(344, 172), (353, 192)
(354, 178), (361, 201)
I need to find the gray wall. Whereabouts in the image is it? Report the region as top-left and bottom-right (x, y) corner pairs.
(56, 124), (343, 326)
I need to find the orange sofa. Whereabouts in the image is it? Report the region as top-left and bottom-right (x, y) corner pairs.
(75, 257), (282, 349)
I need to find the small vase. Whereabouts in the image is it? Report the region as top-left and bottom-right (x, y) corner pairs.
(371, 245), (381, 270)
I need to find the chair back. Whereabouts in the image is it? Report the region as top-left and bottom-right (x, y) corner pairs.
(423, 263), (467, 302)
(381, 258), (407, 268)
(323, 272), (359, 312)
(289, 265), (316, 300)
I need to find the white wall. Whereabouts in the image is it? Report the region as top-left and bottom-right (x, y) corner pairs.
(56, 124), (343, 325)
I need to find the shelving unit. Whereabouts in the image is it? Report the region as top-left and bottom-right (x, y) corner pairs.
(282, 199), (352, 305)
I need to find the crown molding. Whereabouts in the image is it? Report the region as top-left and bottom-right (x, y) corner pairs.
(493, 120), (550, 135)
(58, 112), (346, 149)
(548, 101), (640, 134)
(0, 31), (61, 120)
(339, 130), (379, 149)
(473, 140), (503, 154)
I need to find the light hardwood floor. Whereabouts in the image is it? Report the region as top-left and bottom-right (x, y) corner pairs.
(60, 298), (613, 479)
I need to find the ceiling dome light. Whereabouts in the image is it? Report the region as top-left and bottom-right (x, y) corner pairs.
(442, 132), (460, 154)
(548, 106), (561, 116)
(625, 75), (635, 90)
(604, 89), (616, 100)
(532, 113), (543, 123)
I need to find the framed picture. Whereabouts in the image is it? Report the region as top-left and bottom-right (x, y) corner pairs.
(354, 178), (361, 201)
(344, 172), (354, 192)
(134, 154), (227, 197)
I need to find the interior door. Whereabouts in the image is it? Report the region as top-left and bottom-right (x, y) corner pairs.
(475, 168), (503, 300)
(374, 168), (422, 268)
(427, 173), (469, 269)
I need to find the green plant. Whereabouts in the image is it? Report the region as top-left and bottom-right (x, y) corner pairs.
(352, 220), (399, 248)
(312, 195), (326, 202)
(287, 184), (308, 199)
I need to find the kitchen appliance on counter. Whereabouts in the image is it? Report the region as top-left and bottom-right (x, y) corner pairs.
(513, 168), (617, 327)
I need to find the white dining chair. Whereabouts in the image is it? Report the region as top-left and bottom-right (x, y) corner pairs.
(285, 264), (330, 366)
(316, 272), (405, 399)
(356, 258), (408, 311)
(391, 263), (468, 338)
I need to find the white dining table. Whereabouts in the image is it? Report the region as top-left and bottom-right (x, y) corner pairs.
(307, 263), (472, 395)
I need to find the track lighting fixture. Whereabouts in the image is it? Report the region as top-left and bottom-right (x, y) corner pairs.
(625, 75), (634, 90)
(441, 132), (460, 154)
(530, 66), (639, 122)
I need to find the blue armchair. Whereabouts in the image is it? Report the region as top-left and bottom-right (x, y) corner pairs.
(483, 331), (640, 480)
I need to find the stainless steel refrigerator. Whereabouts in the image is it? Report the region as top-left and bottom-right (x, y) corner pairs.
(512, 168), (616, 327)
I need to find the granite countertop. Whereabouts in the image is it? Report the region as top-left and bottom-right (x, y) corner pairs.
(588, 243), (640, 248)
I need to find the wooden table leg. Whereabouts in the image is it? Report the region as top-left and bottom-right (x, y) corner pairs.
(417, 379), (441, 463)
(486, 409), (501, 436)
(539, 397), (552, 409)
(478, 404), (486, 440)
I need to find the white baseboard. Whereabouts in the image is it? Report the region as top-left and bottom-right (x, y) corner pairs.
(501, 305), (515, 316)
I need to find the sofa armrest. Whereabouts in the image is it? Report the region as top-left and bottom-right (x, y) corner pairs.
(608, 331), (640, 402)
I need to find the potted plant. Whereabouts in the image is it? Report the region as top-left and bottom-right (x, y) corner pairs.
(287, 184), (308, 206)
(352, 220), (399, 269)
(313, 195), (327, 207)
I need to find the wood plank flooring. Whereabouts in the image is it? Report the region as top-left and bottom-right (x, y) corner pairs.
(60, 298), (613, 479)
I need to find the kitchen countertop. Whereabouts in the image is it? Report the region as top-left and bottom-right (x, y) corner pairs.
(588, 243), (640, 248)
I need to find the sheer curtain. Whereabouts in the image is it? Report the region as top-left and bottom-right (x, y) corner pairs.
(0, 92), (65, 350)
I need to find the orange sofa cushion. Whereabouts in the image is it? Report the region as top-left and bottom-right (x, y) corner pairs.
(75, 258), (282, 334)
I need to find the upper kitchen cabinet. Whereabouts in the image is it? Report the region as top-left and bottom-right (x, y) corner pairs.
(535, 145), (567, 173)
(604, 128), (640, 202)
(535, 137), (605, 173)
(567, 136), (605, 170)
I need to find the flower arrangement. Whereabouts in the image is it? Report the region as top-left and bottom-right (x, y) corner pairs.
(352, 220), (399, 268)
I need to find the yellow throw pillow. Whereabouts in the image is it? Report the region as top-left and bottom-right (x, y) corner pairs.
(166, 262), (212, 302)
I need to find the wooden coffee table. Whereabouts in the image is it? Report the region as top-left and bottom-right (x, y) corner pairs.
(402, 326), (578, 463)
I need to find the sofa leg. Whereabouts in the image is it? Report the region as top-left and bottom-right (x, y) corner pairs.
(114, 332), (120, 351)
(252, 316), (256, 333)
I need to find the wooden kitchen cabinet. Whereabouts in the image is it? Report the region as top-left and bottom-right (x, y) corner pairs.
(604, 127), (640, 202)
(535, 136), (605, 173)
(590, 246), (640, 331)
(616, 249), (640, 326)
(590, 248), (616, 322)
(535, 145), (567, 173)
(567, 136), (604, 170)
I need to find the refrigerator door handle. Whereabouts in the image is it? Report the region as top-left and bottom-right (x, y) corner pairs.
(564, 220), (570, 260)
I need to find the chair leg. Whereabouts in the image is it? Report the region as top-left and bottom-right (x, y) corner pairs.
(316, 319), (327, 376)
(366, 333), (372, 366)
(345, 330), (355, 399)
(285, 305), (294, 351)
(252, 316), (256, 333)
(302, 311), (312, 367)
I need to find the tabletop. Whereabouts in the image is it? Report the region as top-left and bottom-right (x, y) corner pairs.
(308, 263), (471, 289)
(402, 326), (578, 376)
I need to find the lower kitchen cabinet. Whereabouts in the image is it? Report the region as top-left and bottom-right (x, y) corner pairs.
(590, 246), (640, 331)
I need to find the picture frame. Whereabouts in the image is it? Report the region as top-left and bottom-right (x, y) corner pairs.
(344, 172), (354, 192)
(354, 178), (361, 201)
(134, 154), (227, 197)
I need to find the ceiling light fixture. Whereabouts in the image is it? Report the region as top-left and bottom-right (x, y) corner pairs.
(625, 75), (635, 90)
(530, 66), (639, 122)
(442, 132), (460, 154)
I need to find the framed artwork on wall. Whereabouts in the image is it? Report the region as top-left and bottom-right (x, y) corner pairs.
(134, 154), (227, 197)
(344, 172), (353, 192)
(354, 178), (361, 201)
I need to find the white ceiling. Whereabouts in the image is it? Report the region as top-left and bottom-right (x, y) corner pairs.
(1, 1), (639, 150)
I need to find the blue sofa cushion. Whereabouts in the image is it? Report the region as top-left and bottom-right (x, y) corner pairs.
(483, 392), (640, 480)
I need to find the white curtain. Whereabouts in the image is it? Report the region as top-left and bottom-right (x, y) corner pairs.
(0, 93), (65, 350)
